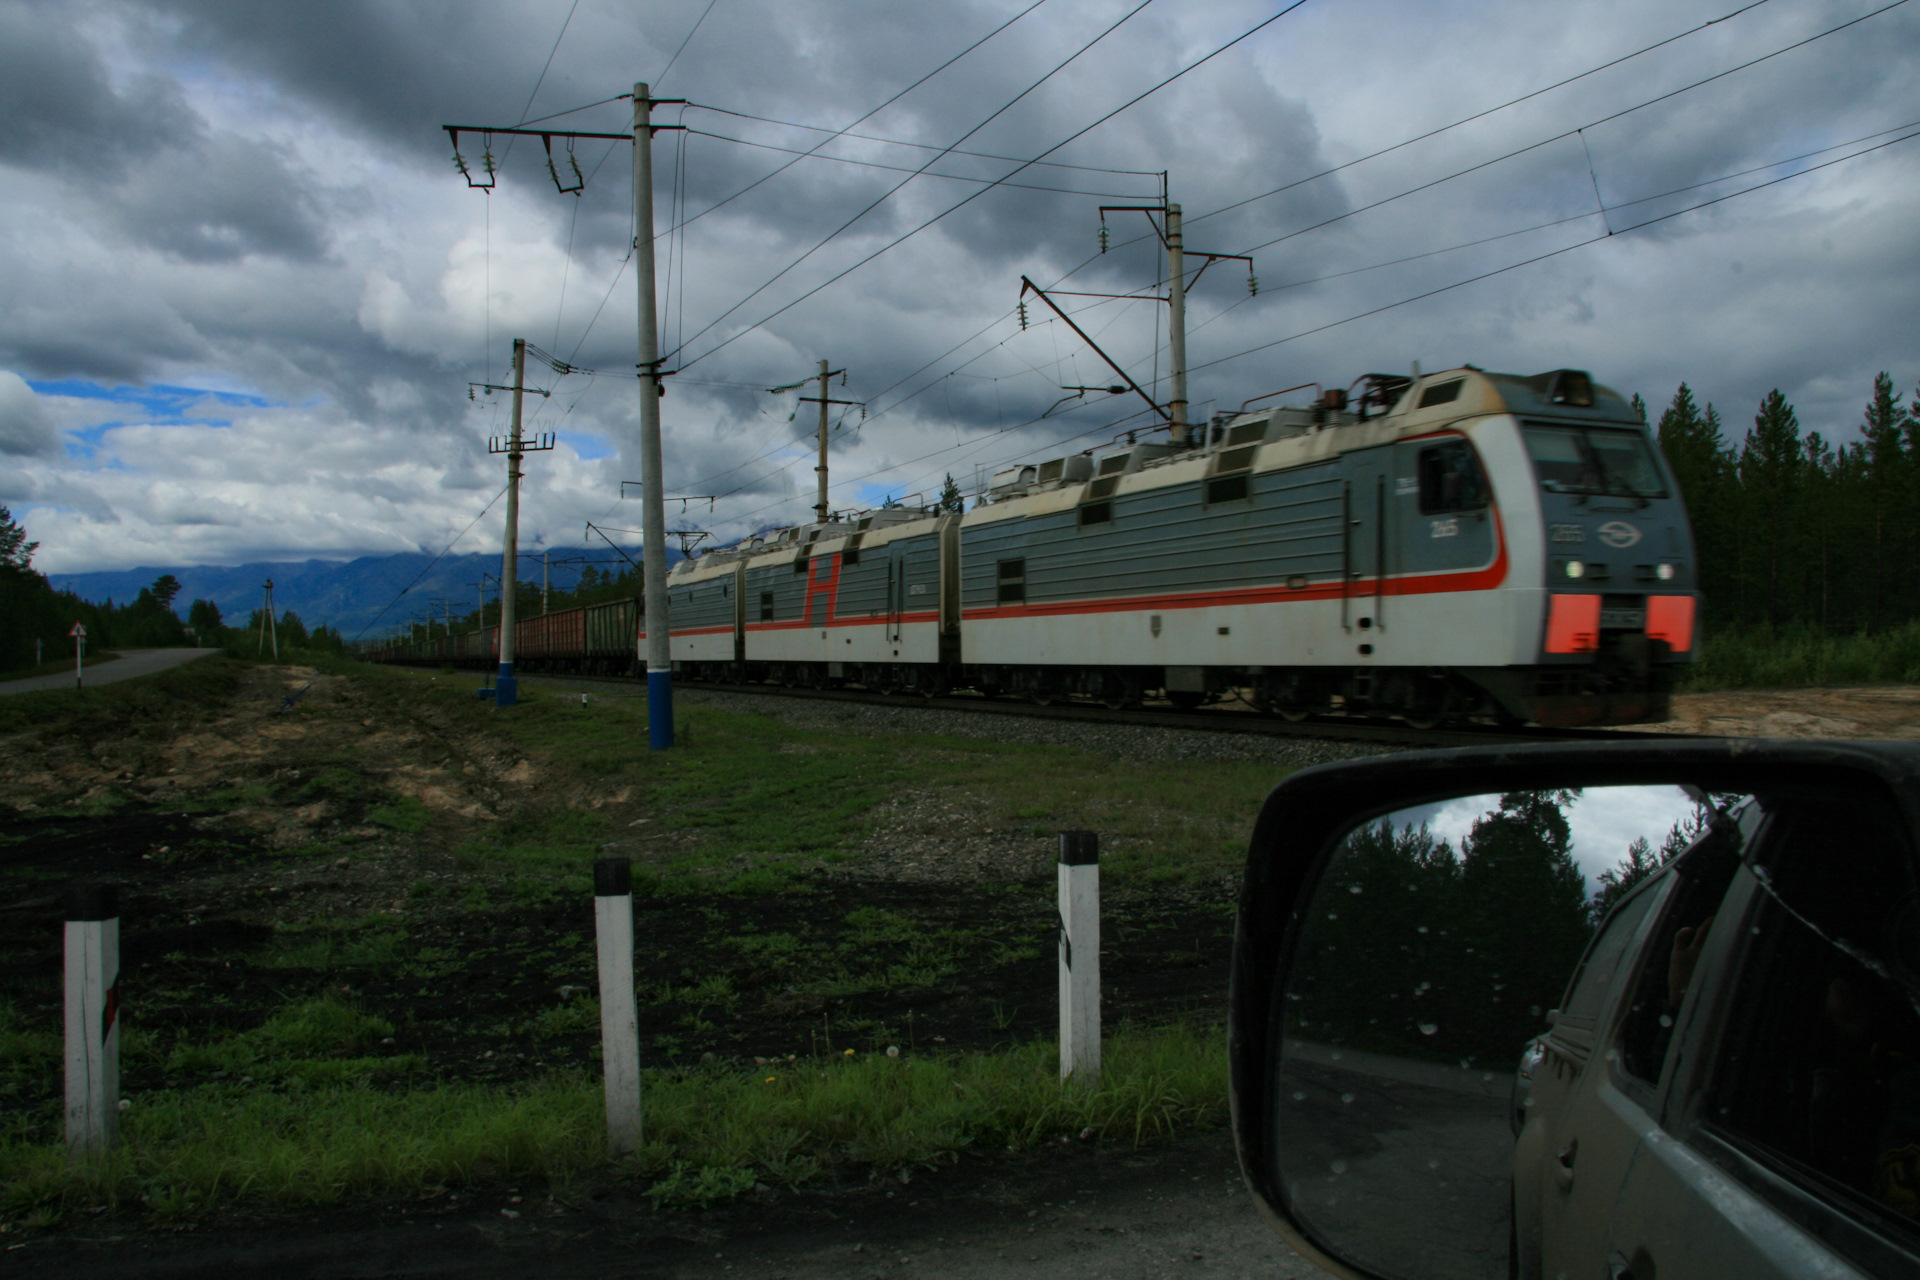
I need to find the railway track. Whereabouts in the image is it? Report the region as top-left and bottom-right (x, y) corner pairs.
(496, 670), (1677, 752)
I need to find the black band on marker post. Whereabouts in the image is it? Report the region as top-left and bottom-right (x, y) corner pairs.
(66, 884), (119, 922)
(593, 857), (632, 897)
(1058, 831), (1099, 866)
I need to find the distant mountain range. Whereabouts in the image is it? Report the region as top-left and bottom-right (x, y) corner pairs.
(47, 545), (663, 638)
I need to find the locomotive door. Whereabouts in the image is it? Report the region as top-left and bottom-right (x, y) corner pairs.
(886, 542), (908, 646)
(1343, 449), (1391, 633)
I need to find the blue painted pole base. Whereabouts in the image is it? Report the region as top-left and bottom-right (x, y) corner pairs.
(494, 664), (517, 708)
(647, 668), (674, 750)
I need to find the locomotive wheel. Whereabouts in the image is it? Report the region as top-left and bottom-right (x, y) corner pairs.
(1402, 713), (1442, 730)
(1277, 706), (1312, 722)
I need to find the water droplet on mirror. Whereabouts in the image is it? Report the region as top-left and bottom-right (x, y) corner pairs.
(1418, 1023), (1438, 1036)
(1658, 1014), (1673, 1027)
(1348, 885), (1363, 895)
(1340, 1093), (1355, 1104)
(1326, 912), (1337, 920)
(1330, 1160), (1348, 1175)
(1426, 1159), (1440, 1170)
(1292, 1092), (1306, 1101)
(1416, 926), (1428, 933)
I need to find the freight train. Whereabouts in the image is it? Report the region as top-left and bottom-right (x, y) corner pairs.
(371, 366), (1698, 727)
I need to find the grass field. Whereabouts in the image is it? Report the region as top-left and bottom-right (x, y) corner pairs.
(0, 656), (1283, 1229)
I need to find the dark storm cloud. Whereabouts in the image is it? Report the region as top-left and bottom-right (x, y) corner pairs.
(0, 0), (194, 172)
(107, 133), (328, 262)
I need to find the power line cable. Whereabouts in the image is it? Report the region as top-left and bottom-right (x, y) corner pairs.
(662, 0), (1053, 235)
(674, 0), (1313, 372)
(684, 128), (1156, 198)
(1185, 126), (1920, 376)
(352, 485), (511, 642)
(1222, 0), (1912, 264)
(670, 0), (1157, 362)
(656, 0), (720, 90)
(1183, 0), (1779, 232)
(686, 102), (1166, 176)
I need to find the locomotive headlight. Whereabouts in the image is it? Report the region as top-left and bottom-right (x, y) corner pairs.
(1562, 560), (1585, 580)
(1657, 562), (1676, 581)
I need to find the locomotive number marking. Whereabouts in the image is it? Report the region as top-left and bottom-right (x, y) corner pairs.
(1429, 518), (1459, 538)
(1395, 476), (1418, 495)
(1550, 524), (1586, 543)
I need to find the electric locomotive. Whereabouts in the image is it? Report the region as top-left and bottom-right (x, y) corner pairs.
(656, 366), (1696, 728)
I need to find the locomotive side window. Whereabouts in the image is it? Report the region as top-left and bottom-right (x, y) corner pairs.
(1416, 440), (1489, 514)
(1079, 501), (1112, 526)
(759, 591), (773, 621)
(1206, 474), (1250, 504)
(997, 559), (1026, 604)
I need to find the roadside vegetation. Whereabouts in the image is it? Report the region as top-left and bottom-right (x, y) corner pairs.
(0, 658), (1271, 1230)
(1681, 619), (1920, 690)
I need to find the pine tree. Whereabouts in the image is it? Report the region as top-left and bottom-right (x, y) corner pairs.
(150, 574), (183, 612)
(0, 505), (37, 572)
(938, 472), (965, 513)
(1657, 385), (1734, 619)
(1739, 390), (1804, 626)
(1862, 372), (1907, 628)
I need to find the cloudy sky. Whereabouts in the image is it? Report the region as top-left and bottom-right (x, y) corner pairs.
(3, 0), (1916, 575)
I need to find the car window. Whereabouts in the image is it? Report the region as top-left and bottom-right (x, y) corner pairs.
(1559, 876), (1663, 1029)
(1616, 822), (1747, 1085)
(1708, 791), (1920, 1257)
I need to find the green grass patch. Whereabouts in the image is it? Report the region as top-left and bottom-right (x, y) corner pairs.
(0, 655), (239, 736)
(0, 1023), (1225, 1221)
(1683, 620), (1920, 690)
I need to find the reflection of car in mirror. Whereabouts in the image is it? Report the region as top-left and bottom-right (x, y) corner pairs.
(1230, 740), (1920, 1280)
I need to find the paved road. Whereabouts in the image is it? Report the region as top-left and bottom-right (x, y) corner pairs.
(28, 1128), (1328, 1279)
(0, 647), (220, 696)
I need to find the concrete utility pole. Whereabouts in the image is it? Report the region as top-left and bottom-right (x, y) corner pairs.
(634, 82), (674, 750)
(1166, 203), (1188, 445)
(542, 548), (550, 615)
(815, 359), (831, 521)
(785, 363), (858, 525)
(495, 338), (528, 709)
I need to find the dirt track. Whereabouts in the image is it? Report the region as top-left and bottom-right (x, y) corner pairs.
(1634, 683), (1920, 739)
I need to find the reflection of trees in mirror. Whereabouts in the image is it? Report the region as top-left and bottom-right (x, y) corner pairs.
(1589, 806), (1710, 926)
(1290, 791), (1590, 1068)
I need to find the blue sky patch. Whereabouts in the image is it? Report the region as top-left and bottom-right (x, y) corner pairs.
(29, 378), (276, 422)
(558, 430), (614, 460)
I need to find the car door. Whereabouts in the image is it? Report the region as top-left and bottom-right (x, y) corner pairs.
(1604, 791), (1920, 1279)
(1523, 876), (1669, 1277)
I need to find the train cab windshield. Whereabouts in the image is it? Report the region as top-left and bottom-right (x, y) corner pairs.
(1522, 423), (1669, 499)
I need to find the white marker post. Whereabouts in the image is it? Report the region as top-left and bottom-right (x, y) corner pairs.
(593, 857), (641, 1156)
(1057, 830), (1101, 1083)
(64, 883), (120, 1162)
(69, 622), (86, 690)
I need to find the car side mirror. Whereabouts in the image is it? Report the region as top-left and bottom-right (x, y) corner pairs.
(1228, 739), (1920, 1280)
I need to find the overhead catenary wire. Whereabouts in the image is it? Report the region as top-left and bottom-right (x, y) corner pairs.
(660, 0), (1055, 236)
(684, 128), (1158, 199)
(1184, 127), (1920, 376)
(1219, 0), (1912, 266)
(673, 0), (1313, 373)
(655, 0), (720, 91)
(668, 0), (1160, 365)
(352, 485), (512, 642)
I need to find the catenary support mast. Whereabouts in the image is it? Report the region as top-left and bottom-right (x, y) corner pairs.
(496, 337), (527, 708)
(634, 83), (673, 749)
(1166, 203), (1188, 445)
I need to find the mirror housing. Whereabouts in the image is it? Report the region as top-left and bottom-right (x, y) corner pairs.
(1228, 738), (1920, 1278)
